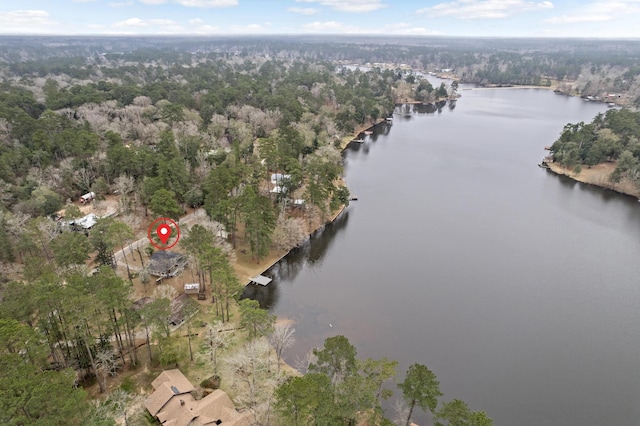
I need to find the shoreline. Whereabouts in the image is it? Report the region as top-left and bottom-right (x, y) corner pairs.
(546, 162), (640, 199)
(240, 114), (387, 286)
(236, 204), (347, 286)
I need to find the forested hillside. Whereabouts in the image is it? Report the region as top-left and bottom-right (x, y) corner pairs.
(0, 37), (480, 425)
(551, 108), (640, 187)
(7, 35), (638, 424)
(3, 36), (640, 102)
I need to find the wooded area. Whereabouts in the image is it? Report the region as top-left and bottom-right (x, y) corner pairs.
(3, 35), (638, 424)
(551, 108), (640, 188)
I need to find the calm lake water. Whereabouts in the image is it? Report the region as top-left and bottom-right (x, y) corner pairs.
(246, 88), (640, 425)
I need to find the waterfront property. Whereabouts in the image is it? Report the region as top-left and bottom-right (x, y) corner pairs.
(144, 369), (251, 426)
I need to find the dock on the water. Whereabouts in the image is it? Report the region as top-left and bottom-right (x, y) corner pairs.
(248, 275), (272, 286)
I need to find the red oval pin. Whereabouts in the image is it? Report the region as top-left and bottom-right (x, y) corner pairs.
(148, 218), (180, 250)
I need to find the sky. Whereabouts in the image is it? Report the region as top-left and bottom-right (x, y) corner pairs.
(1, 0), (640, 38)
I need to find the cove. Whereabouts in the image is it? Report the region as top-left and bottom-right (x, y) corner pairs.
(246, 87), (640, 425)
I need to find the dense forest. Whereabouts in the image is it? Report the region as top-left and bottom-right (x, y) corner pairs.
(551, 108), (640, 185)
(3, 35), (639, 425)
(0, 36), (477, 425)
(3, 35), (640, 101)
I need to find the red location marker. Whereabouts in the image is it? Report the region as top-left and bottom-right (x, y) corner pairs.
(156, 223), (172, 245)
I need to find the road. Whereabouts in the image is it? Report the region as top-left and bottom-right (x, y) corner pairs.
(113, 209), (209, 270)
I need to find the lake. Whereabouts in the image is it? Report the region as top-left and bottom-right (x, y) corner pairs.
(246, 87), (640, 425)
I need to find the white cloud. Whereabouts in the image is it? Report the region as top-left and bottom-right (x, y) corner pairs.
(189, 18), (205, 24)
(114, 17), (147, 27)
(113, 17), (184, 32)
(228, 23), (271, 33)
(545, 0), (640, 24)
(385, 23), (442, 35)
(108, 1), (134, 7)
(138, 0), (237, 6)
(288, 7), (320, 15)
(0, 10), (59, 34)
(545, 14), (611, 24)
(296, 0), (387, 13)
(418, 0), (553, 19)
(301, 20), (380, 33)
(176, 0), (237, 6)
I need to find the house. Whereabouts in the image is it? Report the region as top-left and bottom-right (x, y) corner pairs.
(270, 173), (291, 185)
(144, 369), (252, 426)
(69, 213), (98, 231)
(149, 251), (188, 278)
(270, 185), (287, 194)
(169, 293), (191, 326)
(79, 192), (95, 205)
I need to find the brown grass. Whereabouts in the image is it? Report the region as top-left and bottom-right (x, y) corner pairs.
(548, 162), (640, 198)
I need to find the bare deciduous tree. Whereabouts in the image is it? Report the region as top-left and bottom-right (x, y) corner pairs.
(114, 174), (135, 213)
(273, 216), (306, 251)
(199, 320), (230, 376)
(0, 118), (11, 146)
(223, 339), (274, 409)
(74, 167), (95, 194)
(268, 322), (295, 373)
(95, 349), (117, 390)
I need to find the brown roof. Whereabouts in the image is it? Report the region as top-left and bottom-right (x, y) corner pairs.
(145, 369), (253, 426)
(157, 395), (198, 426)
(169, 293), (191, 325)
(151, 369), (196, 394)
(192, 390), (235, 419)
(144, 382), (179, 416)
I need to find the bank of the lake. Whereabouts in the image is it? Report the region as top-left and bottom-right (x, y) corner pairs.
(252, 87), (640, 426)
(546, 161), (640, 199)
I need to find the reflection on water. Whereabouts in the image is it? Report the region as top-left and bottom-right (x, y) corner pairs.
(246, 91), (640, 426)
(243, 210), (350, 309)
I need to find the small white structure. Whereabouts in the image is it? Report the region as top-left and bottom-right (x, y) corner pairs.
(270, 186), (287, 194)
(79, 192), (95, 205)
(70, 213), (98, 230)
(184, 283), (200, 294)
(270, 173), (291, 185)
(249, 275), (272, 286)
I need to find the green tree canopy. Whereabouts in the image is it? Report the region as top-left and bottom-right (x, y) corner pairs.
(398, 363), (443, 426)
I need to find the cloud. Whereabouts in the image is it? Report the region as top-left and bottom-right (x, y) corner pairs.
(545, 0), (640, 24)
(0, 10), (59, 34)
(108, 1), (134, 7)
(113, 17), (184, 32)
(301, 21), (381, 33)
(418, 0), (553, 19)
(385, 22), (442, 35)
(296, 0), (387, 13)
(544, 14), (611, 24)
(229, 23), (270, 33)
(176, 0), (237, 6)
(288, 7), (320, 15)
(138, 0), (237, 6)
